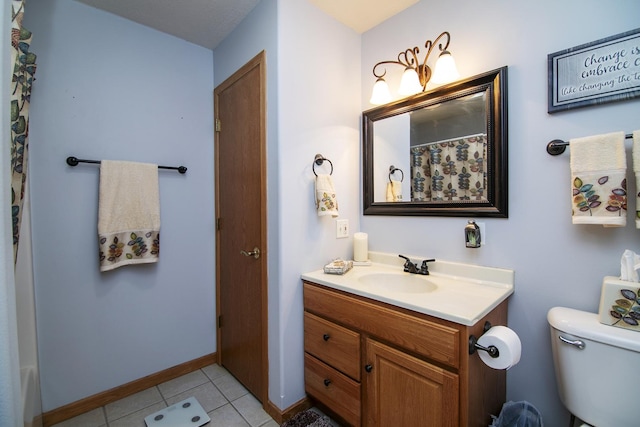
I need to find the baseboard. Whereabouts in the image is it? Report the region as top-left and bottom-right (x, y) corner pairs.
(42, 352), (217, 427)
(265, 396), (311, 424)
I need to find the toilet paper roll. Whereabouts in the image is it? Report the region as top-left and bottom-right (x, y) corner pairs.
(476, 326), (521, 370)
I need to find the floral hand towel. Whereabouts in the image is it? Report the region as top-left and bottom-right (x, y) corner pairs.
(571, 131), (626, 226)
(315, 174), (338, 217)
(98, 160), (160, 271)
(633, 130), (640, 228)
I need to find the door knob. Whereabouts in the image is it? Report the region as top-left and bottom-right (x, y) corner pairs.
(240, 247), (260, 259)
(365, 364), (373, 373)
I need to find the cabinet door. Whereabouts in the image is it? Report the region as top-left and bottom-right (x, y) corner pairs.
(364, 338), (459, 427)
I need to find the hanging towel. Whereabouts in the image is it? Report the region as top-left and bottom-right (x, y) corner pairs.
(570, 131), (626, 226)
(386, 179), (403, 202)
(633, 130), (640, 228)
(98, 160), (160, 272)
(315, 174), (338, 217)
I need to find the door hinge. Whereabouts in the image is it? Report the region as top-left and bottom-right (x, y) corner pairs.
(216, 218), (222, 230)
(218, 315), (223, 328)
(215, 118), (221, 132)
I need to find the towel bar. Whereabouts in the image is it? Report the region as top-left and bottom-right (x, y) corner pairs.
(547, 133), (633, 156)
(66, 156), (187, 174)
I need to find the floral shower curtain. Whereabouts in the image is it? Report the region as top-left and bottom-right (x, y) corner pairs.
(10, 0), (36, 262)
(410, 134), (487, 202)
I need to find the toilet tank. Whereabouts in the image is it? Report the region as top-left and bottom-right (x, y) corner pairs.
(547, 307), (640, 427)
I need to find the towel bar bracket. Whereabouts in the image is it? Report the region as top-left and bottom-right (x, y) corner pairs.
(546, 140), (568, 156)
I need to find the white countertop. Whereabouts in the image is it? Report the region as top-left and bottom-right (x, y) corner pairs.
(301, 252), (514, 326)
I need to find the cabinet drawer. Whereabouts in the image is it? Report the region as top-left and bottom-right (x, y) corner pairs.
(305, 353), (361, 427)
(304, 282), (460, 368)
(304, 312), (361, 381)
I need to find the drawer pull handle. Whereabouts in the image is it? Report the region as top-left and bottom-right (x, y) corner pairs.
(323, 334), (330, 341)
(323, 379), (331, 387)
(365, 364), (373, 373)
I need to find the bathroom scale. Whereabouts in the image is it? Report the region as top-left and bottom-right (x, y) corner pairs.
(144, 396), (210, 427)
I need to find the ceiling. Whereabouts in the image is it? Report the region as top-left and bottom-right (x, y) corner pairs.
(74, 0), (418, 50)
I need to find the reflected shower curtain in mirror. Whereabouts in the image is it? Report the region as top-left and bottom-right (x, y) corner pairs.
(410, 134), (487, 202)
(10, 0), (36, 262)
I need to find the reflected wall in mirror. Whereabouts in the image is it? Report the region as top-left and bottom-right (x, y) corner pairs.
(363, 67), (508, 217)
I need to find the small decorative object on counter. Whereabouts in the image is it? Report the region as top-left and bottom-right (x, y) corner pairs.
(465, 220), (481, 248)
(323, 259), (353, 275)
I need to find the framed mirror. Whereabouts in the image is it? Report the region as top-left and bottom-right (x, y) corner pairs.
(363, 67), (508, 217)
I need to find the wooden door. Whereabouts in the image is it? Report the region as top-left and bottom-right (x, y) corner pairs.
(214, 51), (267, 403)
(364, 338), (459, 427)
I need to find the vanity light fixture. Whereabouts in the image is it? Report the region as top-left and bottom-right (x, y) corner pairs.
(369, 31), (460, 105)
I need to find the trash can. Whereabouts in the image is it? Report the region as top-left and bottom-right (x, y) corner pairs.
(489, 401), (544, 427)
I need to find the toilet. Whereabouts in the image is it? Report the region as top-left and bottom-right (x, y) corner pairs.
(547, 306), (640, 426)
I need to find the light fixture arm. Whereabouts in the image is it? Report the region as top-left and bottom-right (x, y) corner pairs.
(371, 31), (453, 91)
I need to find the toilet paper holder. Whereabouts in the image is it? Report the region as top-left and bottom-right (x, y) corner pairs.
(469, 321), (500, 358)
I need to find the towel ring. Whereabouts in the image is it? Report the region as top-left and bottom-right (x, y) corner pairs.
(313, 154), (333, 176)
(389, 165), (404, 182)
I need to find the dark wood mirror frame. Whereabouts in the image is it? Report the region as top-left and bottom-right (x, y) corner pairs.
(362, 66), (508, 217)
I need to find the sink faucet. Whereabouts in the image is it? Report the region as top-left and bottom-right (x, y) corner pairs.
(399, 255), (435, 275)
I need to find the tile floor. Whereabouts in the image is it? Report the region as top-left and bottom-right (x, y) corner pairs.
(51, 364), (280, 427)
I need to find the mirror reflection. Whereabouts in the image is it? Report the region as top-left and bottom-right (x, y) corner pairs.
(363, 67), (508, 217)
(374, 92), (487, 203)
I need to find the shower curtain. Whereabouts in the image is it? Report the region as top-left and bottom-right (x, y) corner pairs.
(410, 134), (487, 202)
(0, 2), (36, 425)
(10, 0), (36, 262)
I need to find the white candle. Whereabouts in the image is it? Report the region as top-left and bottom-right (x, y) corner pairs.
(353, 232), (368, 262)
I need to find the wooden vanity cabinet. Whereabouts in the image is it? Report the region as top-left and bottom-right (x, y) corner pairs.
(303, 280), (508, 427)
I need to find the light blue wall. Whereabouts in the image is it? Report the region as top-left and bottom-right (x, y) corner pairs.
(361, 1), (640, 425)
(213, 0), (282, 408)
(25, 0), (215, 411)
(213, 0), (361, 410)
(276, 0), (361, 409)
(21, 0), (640, 424)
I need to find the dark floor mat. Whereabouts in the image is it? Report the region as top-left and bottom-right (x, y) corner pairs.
(280, 409), (334, 427)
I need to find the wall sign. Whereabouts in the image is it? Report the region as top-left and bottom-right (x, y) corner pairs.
(548, 28), (640, 113)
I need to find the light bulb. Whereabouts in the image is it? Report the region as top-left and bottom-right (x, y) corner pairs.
(369, 78), (392, 105)
(431, 51), (460, 84)
(398, 67), (422, 96)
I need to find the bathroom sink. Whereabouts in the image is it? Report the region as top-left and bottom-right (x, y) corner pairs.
(358, 273), (438, 294)
(301, 251), (515, 326)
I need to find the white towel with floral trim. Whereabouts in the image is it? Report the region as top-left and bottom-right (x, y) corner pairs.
(570, 131), (626, 226)
(386, 179), (402, 202)
(98, 160), (160, 271)
(633, 130), (640, 228)
(315, 174), (338, 217)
